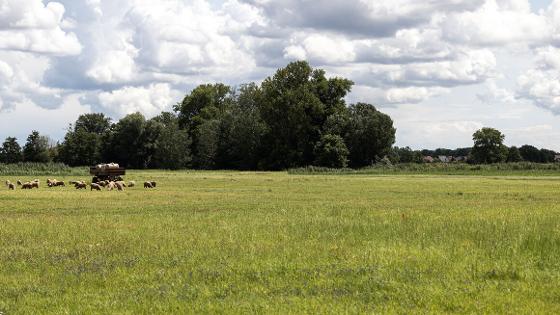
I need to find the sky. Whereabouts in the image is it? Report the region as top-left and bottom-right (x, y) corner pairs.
(0, 0), (559, 150)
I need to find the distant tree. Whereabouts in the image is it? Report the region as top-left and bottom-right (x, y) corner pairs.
(102, 113), (149, 168)
(313, 134), (349, 168)
(519, 145), (541, 162)
(394, 146), (415, 163)
(344, 103), (396, 168)
(150, 112), (192, 170)
(0, 137), (23, 163)
(470, 127), (508, 164)
(540, 148), (557, 163)
(59, 113), (112, 166)
(23, 131), (50, 163)
(506, 146), (523, 163)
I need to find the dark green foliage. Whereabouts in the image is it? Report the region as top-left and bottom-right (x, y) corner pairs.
(344, 103), (396, 168)
(519, 145), (541, 162)
(0, 137), (23, 163)
(150, 112), (192, 170)
(470, 128), (508, 164)
(23, 131), (50, 163)
(507, 146), (523, 163)
(258, 61), (353, 169)
(58, 113), (112, 166)
(313, 134), (349, 168)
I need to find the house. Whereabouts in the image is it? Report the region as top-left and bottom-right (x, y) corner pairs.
(555, 154), (560, 162)
(423, 156), (435, 163)
(438, 155), (452, 163)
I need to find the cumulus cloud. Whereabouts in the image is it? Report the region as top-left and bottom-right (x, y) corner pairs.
(1, 0), (560, 149)
(517, 46), (560, 114)
(97, 83), (181, 118)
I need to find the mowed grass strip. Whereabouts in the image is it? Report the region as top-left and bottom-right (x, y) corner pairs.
(1, 171), (560, 314)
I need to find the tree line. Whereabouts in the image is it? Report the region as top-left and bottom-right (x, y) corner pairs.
(0, 61), (396, 170)
(388, 128), (558, 164)
(0, 62), (557, 169)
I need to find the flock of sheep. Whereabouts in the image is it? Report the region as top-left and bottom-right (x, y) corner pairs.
(4, 179), (157, 191)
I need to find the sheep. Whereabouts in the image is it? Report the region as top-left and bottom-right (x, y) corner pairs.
(107, 181), (116, 191)
(8, 183), (15, 190)
(144, 181), (153, 188)
(150, 181), (157, 188)
(21, 182), (32, 189)
(75, 182), (87, 190)
(115, 181), (125, 191)
(54, 181), (65, 187)
(17, 180), (22, 186)
(97, 181), (107, 187)
(127, 181), (136, 188)
(90, 183), (102, 191)
(5, 180), (11, 186)
(30, 181), (39, 189)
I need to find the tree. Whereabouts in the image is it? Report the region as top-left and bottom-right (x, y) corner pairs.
(0, 137), (23, 163)
(470, 128), (508, 164)
(519, 145), (541, 162)
(23, 131), (50, 163)
(344, 103), (396, 168)
(259, 61), (353, 169)
(174, 83), (232, 167)
(540, 148), (557, 163)
(59, 113), (112, 166)
(506, 146), (522, 163)
(313, 134), (349, 168)
(102, 113), (151, 168)
(150, 112), (192, 169)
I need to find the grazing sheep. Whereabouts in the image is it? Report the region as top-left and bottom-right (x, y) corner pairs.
(107, 182), (116, 191)
(90, 183), (102, 191)
(97, 180), (108, 187)
(5, 180), (11, 186)
(21, 182), (32, 189)
(127, 181), (135, 188)
(144, 181), (153, 188)
(150, 181), (157, 188)
(8, 183), (15, 190)
(17, 180), (22, 186)
(55, 181), (65, 187)
(31, 181), (39, 189)
(115, 181), (125, 191)
(75, 182), (87, 189)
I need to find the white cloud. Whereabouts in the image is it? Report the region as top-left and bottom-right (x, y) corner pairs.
(442, 0), (550, 46)
(97, 83), (180, 118)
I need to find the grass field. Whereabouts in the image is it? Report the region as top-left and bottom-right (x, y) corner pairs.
(2, 171), (560, 313)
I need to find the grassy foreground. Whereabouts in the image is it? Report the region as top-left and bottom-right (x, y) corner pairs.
(1, 171), (560, 313)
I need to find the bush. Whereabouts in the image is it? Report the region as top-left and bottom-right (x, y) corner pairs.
(313, 134), (349, 168)
(0, 163), (87, 176)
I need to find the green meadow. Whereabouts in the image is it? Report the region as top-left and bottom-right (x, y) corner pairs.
(2, 170), (560, 313)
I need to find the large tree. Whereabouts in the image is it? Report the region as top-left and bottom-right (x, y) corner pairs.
(344, 103), (396, 168)
(519, 145), (541, 162)
(470, 127), (508, 164)
(258, 61), (353, 169)
(59, 113), (112, 166)
(0, 137), (23, 163)
(23, 131), (50, 163)
(149, 112), (192, 170)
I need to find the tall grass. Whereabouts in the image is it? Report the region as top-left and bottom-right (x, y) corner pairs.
(289, 162), (560, 176)
(0, 162), (87, 176)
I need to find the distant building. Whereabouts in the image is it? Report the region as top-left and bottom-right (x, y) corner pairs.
(423, 156), (434, 163)
(555, 154), (560, 162)
(438, 155), (452, 163)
